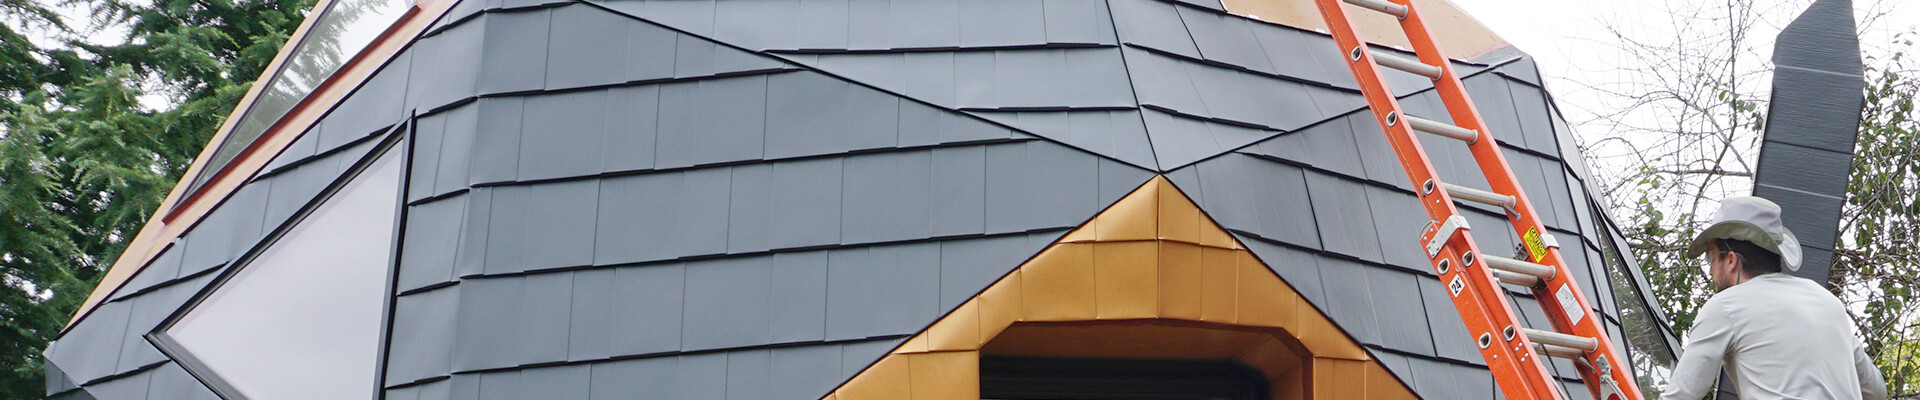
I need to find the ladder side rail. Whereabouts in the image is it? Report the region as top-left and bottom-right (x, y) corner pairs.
(1311, 1), (1566, 399)
(1390, 2), (1643, 399)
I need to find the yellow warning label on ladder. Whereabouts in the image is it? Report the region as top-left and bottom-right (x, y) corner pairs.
(1522, 227), (1547, 263)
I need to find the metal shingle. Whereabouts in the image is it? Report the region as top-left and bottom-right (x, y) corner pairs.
(477, 9), (550, 94)
(386, 287), (460, 385)
(517, 89), (609, 181)
(683, 256), (775, 350)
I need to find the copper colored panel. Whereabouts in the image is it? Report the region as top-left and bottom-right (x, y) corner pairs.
(906, 351), (980, 400)
(1311, 357), (1367, 399)
(839, 355), (912, 400)
(1275, 367), (1308, 400)
(928, 300), (983, 352)
(1157, 242), (1207, 321)
(1300, 316), (1370, 361)
(1236, 336), (1308, 380)
(1094, 178), (1159, 242)
(1365, 362), (1421, 400)
(1021, 244), (1097, 321)
(1093, 242), (1160, 320)
(1200, 247), (1242, 323)
(1059, 224), (1098, 243)
(978, 270), (1024, 341)
(1155, 178), (1204, 244)
(898, 333), (931, 354)
(1235, 252), (1299, 329)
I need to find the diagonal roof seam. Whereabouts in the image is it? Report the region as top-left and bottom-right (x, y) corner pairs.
(576, 0), (1167, 173)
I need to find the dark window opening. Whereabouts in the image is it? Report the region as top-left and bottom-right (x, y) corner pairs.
(981, 357), (1268, 400)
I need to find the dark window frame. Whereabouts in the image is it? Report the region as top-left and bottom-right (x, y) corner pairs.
(981, 357), (1270, 400)
(147, 122), (412, 400)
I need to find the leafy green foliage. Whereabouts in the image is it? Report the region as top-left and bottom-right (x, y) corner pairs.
(1837, 32), (1920, 394)
(0, 0), (312, 397)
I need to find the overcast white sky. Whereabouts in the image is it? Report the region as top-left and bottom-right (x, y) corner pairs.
(1448, 0), (1916, 140)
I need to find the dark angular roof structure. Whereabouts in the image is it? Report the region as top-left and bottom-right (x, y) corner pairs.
(46, 0), (1684, 398)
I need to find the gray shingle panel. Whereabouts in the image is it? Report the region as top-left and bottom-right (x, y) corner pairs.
(1506, 75), (1561, 155)
(771, 345), (845, 399)
(118, 273), (211, 372)
(1540, 161), (1582, 231)
(1014, 141), (1102, 231)
(78, 370), (148, 400)
(764, 72), (897, 159)
(727, 164), (774, 254)
(477, 9), (550, 94)
(1181, 154), (1319, 247)
(1237, 236), (1327, 307)
(410, 109), (446, 203)
(1140, 109), (1280, 171)
(522, 180), (600, 271)
(428, 104), (478, 197)
(595, 172), (679, 264)
(843, 151), (934, 247)
(1464, 75), (1527, 150)
(179, 205), (238, 275)
(974, 110), (1157, 171)
(1754, 142), (1852, 203)
(680, 168), (735, 256)
(116, 245), (181, 298)
(1757, 180), (1847, 251)
(1099, 157), (1156, 207)
(675, 353), (729, 400)
(481, 185), (531, 274)
(840, 338), (904, 376)
(609, 264), (686, 356)
(898, 53), (958, 109)
(1367, 267), (1438, 356)
(326, 56), (410, 145)
(714, 0), (797, 51)
(477, 369), (521, 400)
(1763, 67), (1866, 154)
(468, 97), (524, 185)
(726, 350), (772, 400)
(566, 268), (616, 362)
(518, 89), (609, 181)
(1177, 6), (1273, 74)
(601, 85), (660, 173)
(770, 252), (830, 343)
(1123, 48), (1210, 116)
(958, 0), (1045, 48)
(683, 256), (775, 350)
(938, 235), (1035, 311)
(409, 17), (484, 112)
(672, 29), (719, 79)
(1304, 171), (1386, 262)
(1366, 186), (1432, 272)
(1505, 151), (1563, 231)
(522, 272), (576, 365)
(453, 276), (525, 371)
(147, 362), (218, 400)
(770, 158), (844, 250)
(1109, 0), (1201, 58)
(1315, 256), (1382, 344)
(885, 0), (957, 49)
(845, 0), (889, 51)
(387, 287), (460, 386)
(48, 299), (132, 384)
(587, 356), (674, 399)
(1044, 0), (1115, 45)
(455, 188), (492, 278)
(1347, 111), (1410, 185)
(448, 373), (480, 400)
(792, 0), (850, 50)
(619, 14), (681, 83)
(655, 76), (770, 168)
(519, 364), (591, 399)
(1419, 275), (1481, 363)
(1463, 209), (1518, 260)
(401, 196), (466, 292)
(930, 146), (988, 237)
(826, 244), (941, 341)
(981, 142), (1028, 234)
(1409, 357), (1495, 398)
(1247, 24), (1353, 89)
(546, 6), (631, 89)
(415, 378), (454, 400)
(45, 349), (77, 396)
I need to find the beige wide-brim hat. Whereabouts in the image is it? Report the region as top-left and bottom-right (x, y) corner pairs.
(1684, 196), (1803, 271)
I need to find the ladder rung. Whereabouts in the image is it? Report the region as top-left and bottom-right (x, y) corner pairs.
(1525, 328), (1599, 353)
(1403, 114), (1479, 143)
(1443, 183), (1516, 208)
(1490, 269), (1539, 287)
(1484, 255), (1556, 280)
(1534, 343), (1585, 359)
(1341, 0), (1408, 19)
(1370, 50), (1442, 79)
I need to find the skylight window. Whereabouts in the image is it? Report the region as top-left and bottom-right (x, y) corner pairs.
(182, 0), (408, 195)
(157, 150), (401, 400)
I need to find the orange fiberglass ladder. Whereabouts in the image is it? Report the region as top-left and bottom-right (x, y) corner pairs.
(1310, 0), (1642, 399)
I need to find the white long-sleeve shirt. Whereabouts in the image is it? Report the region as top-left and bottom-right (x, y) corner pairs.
(1666, 273), (1888, 400)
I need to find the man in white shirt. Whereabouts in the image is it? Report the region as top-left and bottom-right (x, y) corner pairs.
(1665, 196), (1887, 400)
